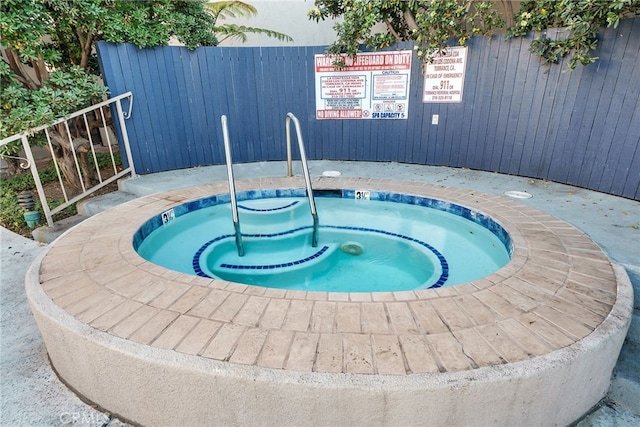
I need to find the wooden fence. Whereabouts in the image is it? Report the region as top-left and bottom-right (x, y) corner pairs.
(97, 17), (640, 200)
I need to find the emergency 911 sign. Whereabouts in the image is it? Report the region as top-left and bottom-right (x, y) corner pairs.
(315, 51), (412, 120)
(423, 46), (468, 103)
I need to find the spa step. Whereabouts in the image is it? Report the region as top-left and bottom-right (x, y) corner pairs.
(202, 237), (338, 280)
(76, 190), (138, 217)
(32, 190), (137, 243)
(32, 215), (87, 244)
(236, 198), (309, 227)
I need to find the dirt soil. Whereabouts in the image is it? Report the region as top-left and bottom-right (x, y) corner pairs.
(41, 162), (121, 202)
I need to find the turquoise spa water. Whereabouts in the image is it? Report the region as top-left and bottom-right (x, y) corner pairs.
(135, 192), (511, 292)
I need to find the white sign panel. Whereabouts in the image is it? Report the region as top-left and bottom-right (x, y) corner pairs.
(423, 46), (468, 103)
(315, 51), (412, 120)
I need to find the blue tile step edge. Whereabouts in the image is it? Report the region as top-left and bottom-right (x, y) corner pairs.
(236, 200), (308, 226)
(197, 241), (339, 279)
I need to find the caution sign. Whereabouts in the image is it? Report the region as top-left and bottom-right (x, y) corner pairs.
(423, 46), (468, 103)
(315, 51), (412, 120)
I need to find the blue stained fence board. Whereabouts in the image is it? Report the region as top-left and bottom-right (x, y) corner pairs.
(503, 33), (533, 175)
(482, 36), (511, 172)
(468, 38), (495, 170)
(493, 36), (521, 172)
(97, 17), (640, 200)
(528, 56), (564, 177)
(584, 24), (629, 191)
(516, 50), (547, 177)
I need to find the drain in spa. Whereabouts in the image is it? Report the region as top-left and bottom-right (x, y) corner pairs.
(341, 241), (364, 255)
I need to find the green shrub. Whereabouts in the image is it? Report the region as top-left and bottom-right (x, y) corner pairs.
(0, 186), (28, 230)
(0, 152), (119, 236)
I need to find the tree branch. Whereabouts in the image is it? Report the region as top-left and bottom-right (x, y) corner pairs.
(32, 53), (50, 84)
(74, 27), (86, 67)
(403, 10), (418, 31)
(385, 19), (402, 42)
(2, 48), (42, 90)
(80, 32), (94, 72)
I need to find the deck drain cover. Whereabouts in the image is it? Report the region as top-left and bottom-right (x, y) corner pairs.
(340, 241), (364, 255)
(504, 190), (532, 199)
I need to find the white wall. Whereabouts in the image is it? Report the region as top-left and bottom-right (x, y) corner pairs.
(214, 0), (341, 47)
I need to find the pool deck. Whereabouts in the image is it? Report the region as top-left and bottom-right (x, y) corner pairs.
(37, 176), (621, 375)
(1, 161), (640, 426)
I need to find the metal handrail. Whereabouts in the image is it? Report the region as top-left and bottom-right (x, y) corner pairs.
(285, 113), (319, 247)
(0, 92), (135, 227)
(220, 115), (244, 257)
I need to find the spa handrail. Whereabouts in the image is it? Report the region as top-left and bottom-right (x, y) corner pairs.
(285, 112), (319, 247)
(221, 115), (244, 257)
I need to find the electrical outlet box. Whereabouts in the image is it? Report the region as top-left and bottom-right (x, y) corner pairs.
(432, 114), (439, 125)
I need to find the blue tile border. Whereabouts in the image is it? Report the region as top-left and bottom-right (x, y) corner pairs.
(238, 200), (300, 212)
(134, 189), (511, 251)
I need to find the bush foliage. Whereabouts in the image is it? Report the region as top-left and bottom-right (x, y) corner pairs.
(309, 0), (640, 69)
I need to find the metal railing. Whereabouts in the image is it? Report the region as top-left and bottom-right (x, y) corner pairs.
(220, 115), (244, 257)
(0, 92), (135, 227)
(285, 112), (319, 247)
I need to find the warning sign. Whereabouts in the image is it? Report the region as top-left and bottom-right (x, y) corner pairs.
(423, 46), (468, 103)
(373, 74), (408, 99)
(315, 51), (412, 120)
(320, 76), (366, 99)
